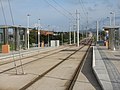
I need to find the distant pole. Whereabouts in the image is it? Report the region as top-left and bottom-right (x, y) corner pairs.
(69, 20), (72, 45)
(96, 21), (99, 42)
(73, 25), (76, 44)
(38, 19), (40, 47)
(76, 10), (80, 47)
(86, 12), (88, 38)
(81, 25), (83, 39)
(61, 31), (63, 45)
(108, 17), (112, 26)
(48, 34), (49, 47)
(48, 25), (50, 47)
(114, 12), (115, 26)
(27, 14), (30, 49)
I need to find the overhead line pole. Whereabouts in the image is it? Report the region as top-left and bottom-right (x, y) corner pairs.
(76, 10), (80, 47)
(86, 12), (88, 38)
(73, 25), (76, 44)
(69, 20), (72, 45)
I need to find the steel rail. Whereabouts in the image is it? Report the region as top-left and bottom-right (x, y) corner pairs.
(19, 45), (85, 90)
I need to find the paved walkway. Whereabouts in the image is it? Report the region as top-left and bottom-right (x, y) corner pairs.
(93, 46), (120, 90)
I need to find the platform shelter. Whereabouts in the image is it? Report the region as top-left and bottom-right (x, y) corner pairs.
(0, 25), (28, 51)
(103, 26), (120, 50)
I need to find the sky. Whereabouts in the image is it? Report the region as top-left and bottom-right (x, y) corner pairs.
(0, 0), (120, 31)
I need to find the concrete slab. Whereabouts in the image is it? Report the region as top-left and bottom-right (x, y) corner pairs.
(27, 76), (67, 90)
(73, 47), (101, 90)
(0, 46), (92, 90)
(97, 46), (120, 90)
(92, 46), (113, 90)
(0, 73), (37, 90)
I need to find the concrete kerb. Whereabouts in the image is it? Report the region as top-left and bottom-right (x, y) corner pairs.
(92, 46), (103, 90)
(92, 46), (113, 90)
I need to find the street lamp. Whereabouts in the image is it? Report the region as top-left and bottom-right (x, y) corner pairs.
(110, 12), (115, 26)
(38, 19), (40, 47)
(27, 14), (30, 49)
(107, 17), (112, 26)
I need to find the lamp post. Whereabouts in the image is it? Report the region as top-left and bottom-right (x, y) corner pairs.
(96, 21), (99, 42)
(27, 14), (30, 49)
(110, 12), (115, 26)
(38, 19), (40, 47)
(107, 17), (112, 26)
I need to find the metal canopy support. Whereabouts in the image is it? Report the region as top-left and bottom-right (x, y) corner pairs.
(3, 28), (8, 44)
(109, 28), (115, 50)
(15, 27), (20, 50)
(24, 28), (27, 49)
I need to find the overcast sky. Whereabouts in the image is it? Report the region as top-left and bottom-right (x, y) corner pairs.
(0, 0), (120, 31)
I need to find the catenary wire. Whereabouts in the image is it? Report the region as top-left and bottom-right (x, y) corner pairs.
(8, 0), (15, 25)
(44, 0), (70, 19)
(0, 0), (7, 25)
(52, 0), (75, 19)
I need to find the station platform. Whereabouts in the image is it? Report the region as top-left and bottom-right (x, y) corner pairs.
(93, 46), (120, 90)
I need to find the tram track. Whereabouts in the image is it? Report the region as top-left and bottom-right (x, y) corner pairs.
(66, 45), (90, 90)
(0, 46), (69, 74)
(0, 38), (93, 90)
(0, 46), (66, 66)
(20, 45), (86, 90)
(66, 38), (92, 90)
(19, 39), (92, 90)
(0, 39), (91, 74)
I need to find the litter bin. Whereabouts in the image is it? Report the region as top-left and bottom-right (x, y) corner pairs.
(2, 44), (10, 53)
